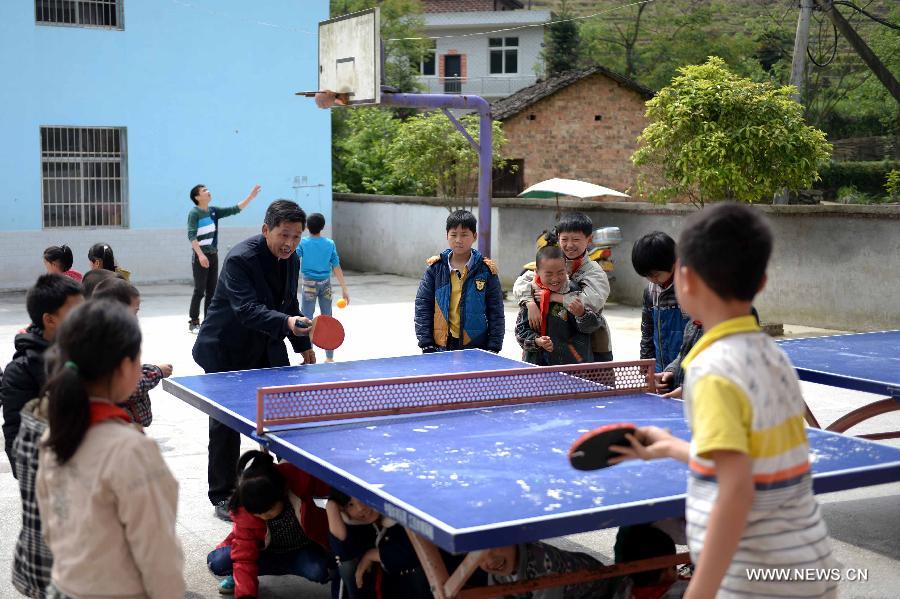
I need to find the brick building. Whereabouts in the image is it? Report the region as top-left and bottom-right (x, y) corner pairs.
(491, 67), (654, 197)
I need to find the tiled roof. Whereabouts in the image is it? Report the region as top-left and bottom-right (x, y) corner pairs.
(490, 66), (654, 120)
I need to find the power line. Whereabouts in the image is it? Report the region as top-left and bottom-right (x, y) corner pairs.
(168, 0), (660, 42)
(386, 0), (658, 41)
(832, 1), (900, 30)
(169, 0), (317, 36)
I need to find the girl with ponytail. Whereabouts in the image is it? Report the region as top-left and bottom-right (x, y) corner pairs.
(35, 300), (184, 598)
(43, 245), (82, 282)
(207, 449), (334, 596)
(87, 242), (131, 280)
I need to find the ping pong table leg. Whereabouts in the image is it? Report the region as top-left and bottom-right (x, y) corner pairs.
(804, 402), (822, 429)
(825, 398), (900, 438)
(406, 529), (451, 598)
(444, 551), (485, 597)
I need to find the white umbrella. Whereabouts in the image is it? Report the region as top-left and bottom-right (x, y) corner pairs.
(518, 178), (628, 216)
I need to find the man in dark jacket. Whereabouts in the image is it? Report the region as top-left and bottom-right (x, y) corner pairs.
(1, 274), (83, 477)
(193, 199), (315, 521)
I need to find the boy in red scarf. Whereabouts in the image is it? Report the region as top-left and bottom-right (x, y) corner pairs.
(515, 246), (601, 365)
(513, 212), (613, 361)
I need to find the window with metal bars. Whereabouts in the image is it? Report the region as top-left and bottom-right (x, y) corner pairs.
(35, 0), (123, 29)
(40, 127), (129, 228)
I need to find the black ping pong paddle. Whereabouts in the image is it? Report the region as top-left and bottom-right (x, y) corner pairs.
(568, 423), (637, 471)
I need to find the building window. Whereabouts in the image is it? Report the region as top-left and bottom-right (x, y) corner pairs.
(489, 37), (518, 74)
(493, 159), (525, 198)
(420, 41), (436, 76)
(35, 0), (124, 30)
(41, 126), (129, 228)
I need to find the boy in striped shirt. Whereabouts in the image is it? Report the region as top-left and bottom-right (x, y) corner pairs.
(187, 183), (260, 333)
(612, 203), (837, 598)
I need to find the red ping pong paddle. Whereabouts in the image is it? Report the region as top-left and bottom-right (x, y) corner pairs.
(568, 423), (637, 471)
(305, 315), (345, 351)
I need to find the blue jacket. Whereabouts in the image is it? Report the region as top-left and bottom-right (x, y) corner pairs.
(193, 235), (311, 373)
(414, 248), (504, 352)
(640, 283), (689, 372)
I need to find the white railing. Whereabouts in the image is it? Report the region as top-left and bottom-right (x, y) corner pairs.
(417, 75), (537, 97)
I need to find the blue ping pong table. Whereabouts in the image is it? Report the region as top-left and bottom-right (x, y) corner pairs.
(164, 350), (900, 598)
(780, 330), (900, 439)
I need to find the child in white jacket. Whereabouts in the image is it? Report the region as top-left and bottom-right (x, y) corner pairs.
(36, 299), (184, 598)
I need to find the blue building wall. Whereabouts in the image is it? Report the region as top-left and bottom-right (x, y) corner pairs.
(0, 0), (330, 237)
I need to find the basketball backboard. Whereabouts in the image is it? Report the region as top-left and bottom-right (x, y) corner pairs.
(318, 8), (381, 105)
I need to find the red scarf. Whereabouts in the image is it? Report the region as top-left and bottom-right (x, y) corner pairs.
(566, 255), (583, 276)
(534, 253), (581, 337)
(533, 276), (555, 336)
(89, 402), (132, 426)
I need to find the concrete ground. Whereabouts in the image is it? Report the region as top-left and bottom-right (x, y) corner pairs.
(0, 271), (897, 598)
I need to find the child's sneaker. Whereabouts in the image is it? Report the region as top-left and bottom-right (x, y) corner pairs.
(189, 319), (201, 334)
(218, 575), (235, 595)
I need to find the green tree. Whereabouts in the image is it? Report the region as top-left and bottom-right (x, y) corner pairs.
(632, 57), (832, 205)
(579, 1), (757, 90)
(544, 1), (582, 76)
(386, 113), (509, 210)
(332, 108), (412, 195)
(329, 0), (428, 191)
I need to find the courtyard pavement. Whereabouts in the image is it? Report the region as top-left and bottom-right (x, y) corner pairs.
(0, 272), (897, 598)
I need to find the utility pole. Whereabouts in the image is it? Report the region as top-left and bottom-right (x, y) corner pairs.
(778, 0), (814, 204)
(789, 0), (814, 102)
(814, 0), (900, 103)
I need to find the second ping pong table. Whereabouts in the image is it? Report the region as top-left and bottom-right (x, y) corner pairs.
(164, 350), (900, 598)
(780, 330), (900, 439)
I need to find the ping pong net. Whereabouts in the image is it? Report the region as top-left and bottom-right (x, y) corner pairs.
(256, 359), (655, 435)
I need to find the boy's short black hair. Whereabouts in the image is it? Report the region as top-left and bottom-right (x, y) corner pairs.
(535, 245), (565, 269)
(614, 525), (676, 586)
(26, 274), (83, 327)
(92, 278), (140, 306)
(81, 268), (123, 299)
(307, 213), (326, 235)
(631, 231), (677, 277)
(555, 212), (593, 237)
(678, 203), (772, 301)
(264, 199), (306, 229)
(446, 210), (477, 234)
(189, 184), (205, 206)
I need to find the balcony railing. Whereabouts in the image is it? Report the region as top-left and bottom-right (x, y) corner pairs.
(417, 75), (538, 98)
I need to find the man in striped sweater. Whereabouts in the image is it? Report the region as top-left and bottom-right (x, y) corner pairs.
(612, 203), (837, 598)
(187, 183), (260, 333)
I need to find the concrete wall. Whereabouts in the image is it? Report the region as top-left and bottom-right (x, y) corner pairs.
(0, 0), (330, 288)
(0, 227), (260, 291)
(334, 194), (900, 331)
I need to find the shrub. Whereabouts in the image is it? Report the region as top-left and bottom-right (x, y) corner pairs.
(815, 160), (900, 200)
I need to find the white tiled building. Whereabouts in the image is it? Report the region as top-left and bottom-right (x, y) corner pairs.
(417, 3), (550, 99)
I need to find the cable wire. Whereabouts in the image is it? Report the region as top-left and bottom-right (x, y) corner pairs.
(807, 8), (838, 68)
(831, 0), (900, 31)
(386, 0), (658, 41)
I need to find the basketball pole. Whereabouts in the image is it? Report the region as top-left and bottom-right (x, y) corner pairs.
(378, 93), (493, 258)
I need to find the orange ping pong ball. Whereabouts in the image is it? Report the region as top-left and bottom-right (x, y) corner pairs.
(336, 298), (348, 309)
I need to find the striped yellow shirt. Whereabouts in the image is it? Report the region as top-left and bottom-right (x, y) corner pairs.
(682, 316), (837, 598)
